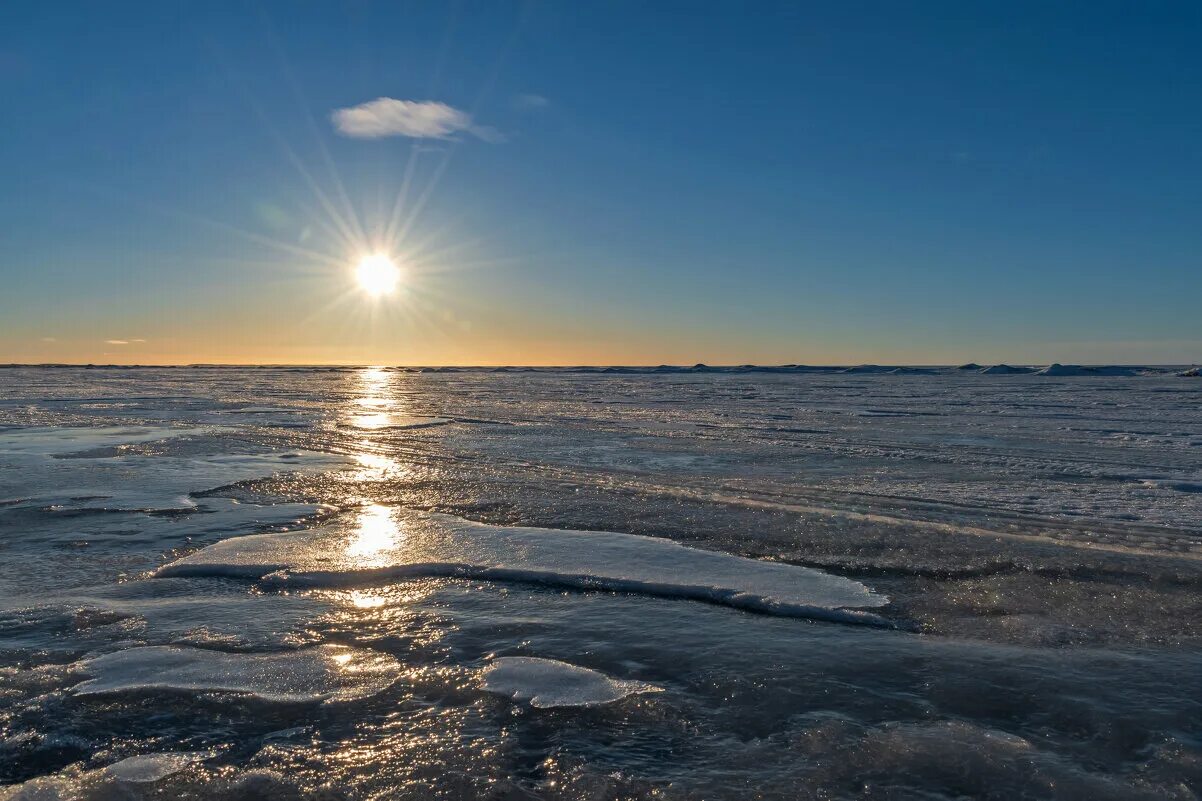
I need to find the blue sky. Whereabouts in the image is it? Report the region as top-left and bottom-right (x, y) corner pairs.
(1, 1), (1199, 364)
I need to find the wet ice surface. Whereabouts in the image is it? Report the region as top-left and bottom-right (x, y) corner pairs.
(104, 751), (209, 782)
(1, 366), (1201, 799)
(0, 752), (210, 799)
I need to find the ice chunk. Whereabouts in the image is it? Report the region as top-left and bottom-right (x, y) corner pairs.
(73, 644), (399, 703)
(156, 508), (888, 624)
(480, 657), (662, 708)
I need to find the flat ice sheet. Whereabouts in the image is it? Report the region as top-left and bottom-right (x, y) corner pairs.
(73, 644), (399, 703)
(156, 507), (887, 623)
(481, 657), (662, 708)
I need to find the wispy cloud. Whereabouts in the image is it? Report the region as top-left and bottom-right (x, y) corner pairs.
(104, 338), (146, 345)
(514, 93), (549, 110)
(40, 336), (57, 343)
(331, 98), (499, 141)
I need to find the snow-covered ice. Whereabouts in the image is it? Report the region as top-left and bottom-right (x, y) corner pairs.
(156, 508), (888, 623)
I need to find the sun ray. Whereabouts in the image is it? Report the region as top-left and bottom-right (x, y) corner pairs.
(258, 10), (372, 248)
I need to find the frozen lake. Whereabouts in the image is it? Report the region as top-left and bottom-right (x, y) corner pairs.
(1, 366), (1200, 800)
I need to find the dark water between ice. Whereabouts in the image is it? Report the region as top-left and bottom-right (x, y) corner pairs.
(1, 366), (1200, 800)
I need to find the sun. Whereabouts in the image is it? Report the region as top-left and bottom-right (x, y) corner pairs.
(355, 254), (401, 296)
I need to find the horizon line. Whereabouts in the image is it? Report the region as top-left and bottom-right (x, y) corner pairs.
(2, 361), (1198, 370)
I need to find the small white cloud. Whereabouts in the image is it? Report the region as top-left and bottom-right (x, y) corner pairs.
(105, 340), (129, 345)
(331, 98), (499, 142)
(131, 338), (146, 343)
(40, 336), (57, 343)
(514, 93), (548, 110)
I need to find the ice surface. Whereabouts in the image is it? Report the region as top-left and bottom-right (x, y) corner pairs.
(480, 657), (662, 708)
(156, 508), (888, 623)
(105, 752), (208, 782)
(73, 644), (399, 703)
(0, 425), (212, 456)
(0, 424), (346, 514)
(0, 499), (330, 600)
(3, 366), (1201, 799)
(343, 414), (451, 430)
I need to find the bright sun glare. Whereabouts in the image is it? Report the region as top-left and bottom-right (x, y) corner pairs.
(355, 254), (401, 296)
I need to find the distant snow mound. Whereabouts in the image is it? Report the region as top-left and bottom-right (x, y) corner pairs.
(889, 367), (939, 375)
(956, 363), (983, 370)
(840, 365), (895, 374)
(1036, 364), (1139, 377)
(480, 657), (662, 708)
(980, 364), (1036, 374)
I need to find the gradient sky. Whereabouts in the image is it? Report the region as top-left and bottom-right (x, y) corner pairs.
(1, 1), (1200, 365)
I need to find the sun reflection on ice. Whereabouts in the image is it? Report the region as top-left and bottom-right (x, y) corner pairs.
(348, 590), (389, 609)
(347, 504), (403, 564)
(352, 450), (407, 481)
(347, 367), (397, 429)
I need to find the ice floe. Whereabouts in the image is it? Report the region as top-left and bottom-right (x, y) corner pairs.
(156, 508), (888, 624)
(73, 644), (399, 703)
(480, 657), (662, 708)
